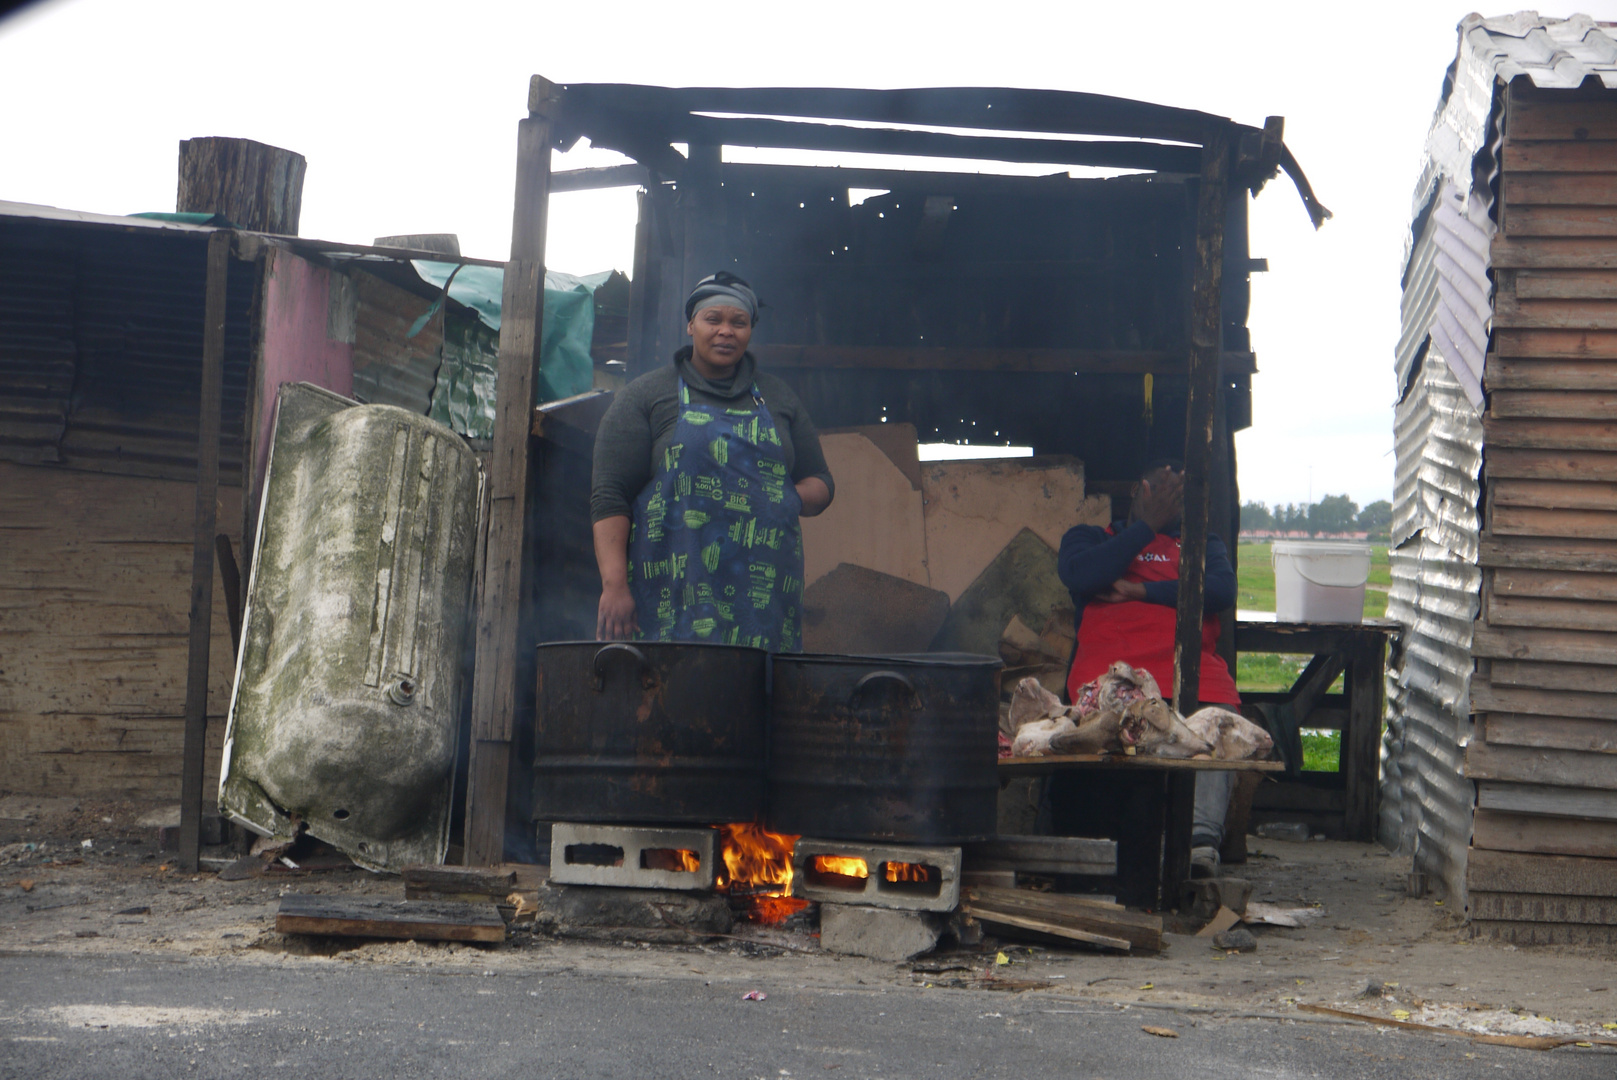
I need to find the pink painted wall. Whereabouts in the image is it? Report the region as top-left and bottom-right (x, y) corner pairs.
(250, 248), (354, 503)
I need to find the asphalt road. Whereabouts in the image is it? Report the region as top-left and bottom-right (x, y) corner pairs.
(0, 952), (1608, 1080)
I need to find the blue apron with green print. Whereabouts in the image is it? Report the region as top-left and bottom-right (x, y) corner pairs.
(628, 379), (804, 651)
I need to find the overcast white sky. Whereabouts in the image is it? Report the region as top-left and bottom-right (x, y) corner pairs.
(5, 1), (1614, 508)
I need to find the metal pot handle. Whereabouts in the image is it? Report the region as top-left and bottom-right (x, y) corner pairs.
(850, 670), (923, 711)
(592, 643), (655, 692)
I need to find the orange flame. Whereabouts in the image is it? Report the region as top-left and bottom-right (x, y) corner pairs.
(812, 855), (869, 879)
(884, 861), (933, 884)
(716, 823), (797, 892)
(642, 847), (701, 873)
(716, 823), (804, 925)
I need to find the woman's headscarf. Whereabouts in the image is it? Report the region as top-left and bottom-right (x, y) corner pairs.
(685, 271), (759, 323)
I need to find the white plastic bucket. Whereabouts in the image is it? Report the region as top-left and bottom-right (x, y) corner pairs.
(1272, 540), (1372, 624)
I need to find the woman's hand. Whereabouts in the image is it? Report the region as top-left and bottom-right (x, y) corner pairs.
(795, 476), (832, 517)
(597, 581), (639, 641)
(592, 515), (638, 640)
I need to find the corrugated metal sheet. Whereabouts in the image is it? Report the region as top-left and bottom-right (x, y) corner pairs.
(1461, 12), (1617, 90)
(1385, 24), (1499, 900)
(0, 216), (255, 484)
(1382, 353), (1484, 903)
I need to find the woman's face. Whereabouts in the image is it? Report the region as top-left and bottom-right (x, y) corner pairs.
(687, 304), (753, 373)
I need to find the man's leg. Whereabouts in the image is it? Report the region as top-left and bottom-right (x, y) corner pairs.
(1190, 769), (1235, 877)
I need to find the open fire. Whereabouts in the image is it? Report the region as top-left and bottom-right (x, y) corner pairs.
(715, 822), (809, 925)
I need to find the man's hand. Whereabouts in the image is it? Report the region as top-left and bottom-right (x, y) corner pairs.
(1137, 469), (1185, 532)
(1094, 579), (1147, 604)
(597, 582), (639, 641)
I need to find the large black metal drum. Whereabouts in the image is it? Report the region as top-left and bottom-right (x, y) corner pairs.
(531, 641), (768, 824)
(767, 653), (1002, 843)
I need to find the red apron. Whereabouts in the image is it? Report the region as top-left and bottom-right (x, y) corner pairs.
(1066, 527), (1240, 706)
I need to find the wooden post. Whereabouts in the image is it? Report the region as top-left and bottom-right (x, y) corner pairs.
(1172, 127), (1231, 718)
(464, 78), (558, 865)
(1343, 633), (1386, 842)
(178, 138), (306, 234)
(178, 230), (231, 872)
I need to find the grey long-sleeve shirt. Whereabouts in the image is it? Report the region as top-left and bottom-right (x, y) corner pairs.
(590, 349), (835, 523)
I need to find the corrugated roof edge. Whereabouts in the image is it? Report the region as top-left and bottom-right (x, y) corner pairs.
(0, 201), (508, 268)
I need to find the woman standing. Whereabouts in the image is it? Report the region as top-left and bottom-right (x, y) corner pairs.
(591, 272), (833, 651)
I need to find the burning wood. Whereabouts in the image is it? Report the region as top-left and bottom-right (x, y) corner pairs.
(641, 847), (702, 873)
(813, 855), (868, 878)
(884, 861), (934, 885)
(716, 823), (809, 925)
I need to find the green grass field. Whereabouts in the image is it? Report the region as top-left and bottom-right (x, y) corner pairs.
(1234, 541), (1389, 773)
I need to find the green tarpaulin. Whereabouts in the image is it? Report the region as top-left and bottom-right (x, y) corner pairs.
(412, 262), (608, 439)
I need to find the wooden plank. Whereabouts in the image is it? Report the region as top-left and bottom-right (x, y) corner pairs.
(179, 230), (230, 873)
(1496, 290), (1617, 327)
(962, 885), (1162, 951)
(1489, 505), (1617, 540)
(1490, 390), (1617, 419)
(967, 908), (1131, 952)
(275, 893), (506, 943)
(997, 755), (1284, 775)
(1490, 478), (1617, 510)
(750, 343), (1249, 376)
(1508, 99), (1617, 141)
(1464, 738), (1617, 791)
(1501, 140), (1617, 172)
(466, 88), (556, 867)
(1485, 592), (1617, 631)
(1343, 636), (1384, 842)
(400, 865), (517, 895)
(798, 428), (929, 591)
(1472, 808), (1617, 857)
(1485, 710), (1617, 753)
(1492, 565), (1617, 599)
(1467, 848), (1617, 897)
(1487, 358), (1617, 391)
(1500, 205), (1617, 238)
(1471, 919), (1617, 946)
(1474, 624), (1617, 665)
(1480, 534), (1617, 571)
(1494, 326), (1617, 357)
(1504, 171), (1617, 206)
(962, 835), (1117, 875)
(1513, 268), (1617, 299)
(1491, 658), (1617, 693)
(1478, 780), (1617, 820)
(1174, 127), (1229, 718)
(919, 455), (1105, 603)
(1471, 891), (1617, 924)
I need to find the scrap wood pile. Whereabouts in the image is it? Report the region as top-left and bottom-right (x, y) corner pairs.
(1006, 662), (1274, 761)
(961, 885), (1162, 954)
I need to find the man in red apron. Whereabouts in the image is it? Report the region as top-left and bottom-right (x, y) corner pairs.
(1057, 458), (1240, 876)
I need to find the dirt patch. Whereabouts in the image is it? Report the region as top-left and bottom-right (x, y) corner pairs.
(3, 799), (1615, 1040)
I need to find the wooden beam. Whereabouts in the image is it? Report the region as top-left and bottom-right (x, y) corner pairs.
(177, 138), (305, 235)
(178, 230), (231, 872)
(1342, 635), (1385, 841)
(751, 344), (1258, 376)
(550, 164), (651, 193)
(465, 89), (557, 866)
(275, 893), (506, 943)
(666, 113), (1202, 173)
(1173, 127), (1230, 716)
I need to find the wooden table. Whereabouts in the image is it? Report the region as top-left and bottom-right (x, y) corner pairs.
(999, 755), (1284, 910)
(1235, 620), (1398, 842)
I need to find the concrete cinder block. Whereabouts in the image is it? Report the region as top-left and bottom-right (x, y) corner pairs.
(1179, 876), (1253, 920)
(792, 838), (961, 912)
(549, 824), (718, 891)
(819, 903), (943, 961)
